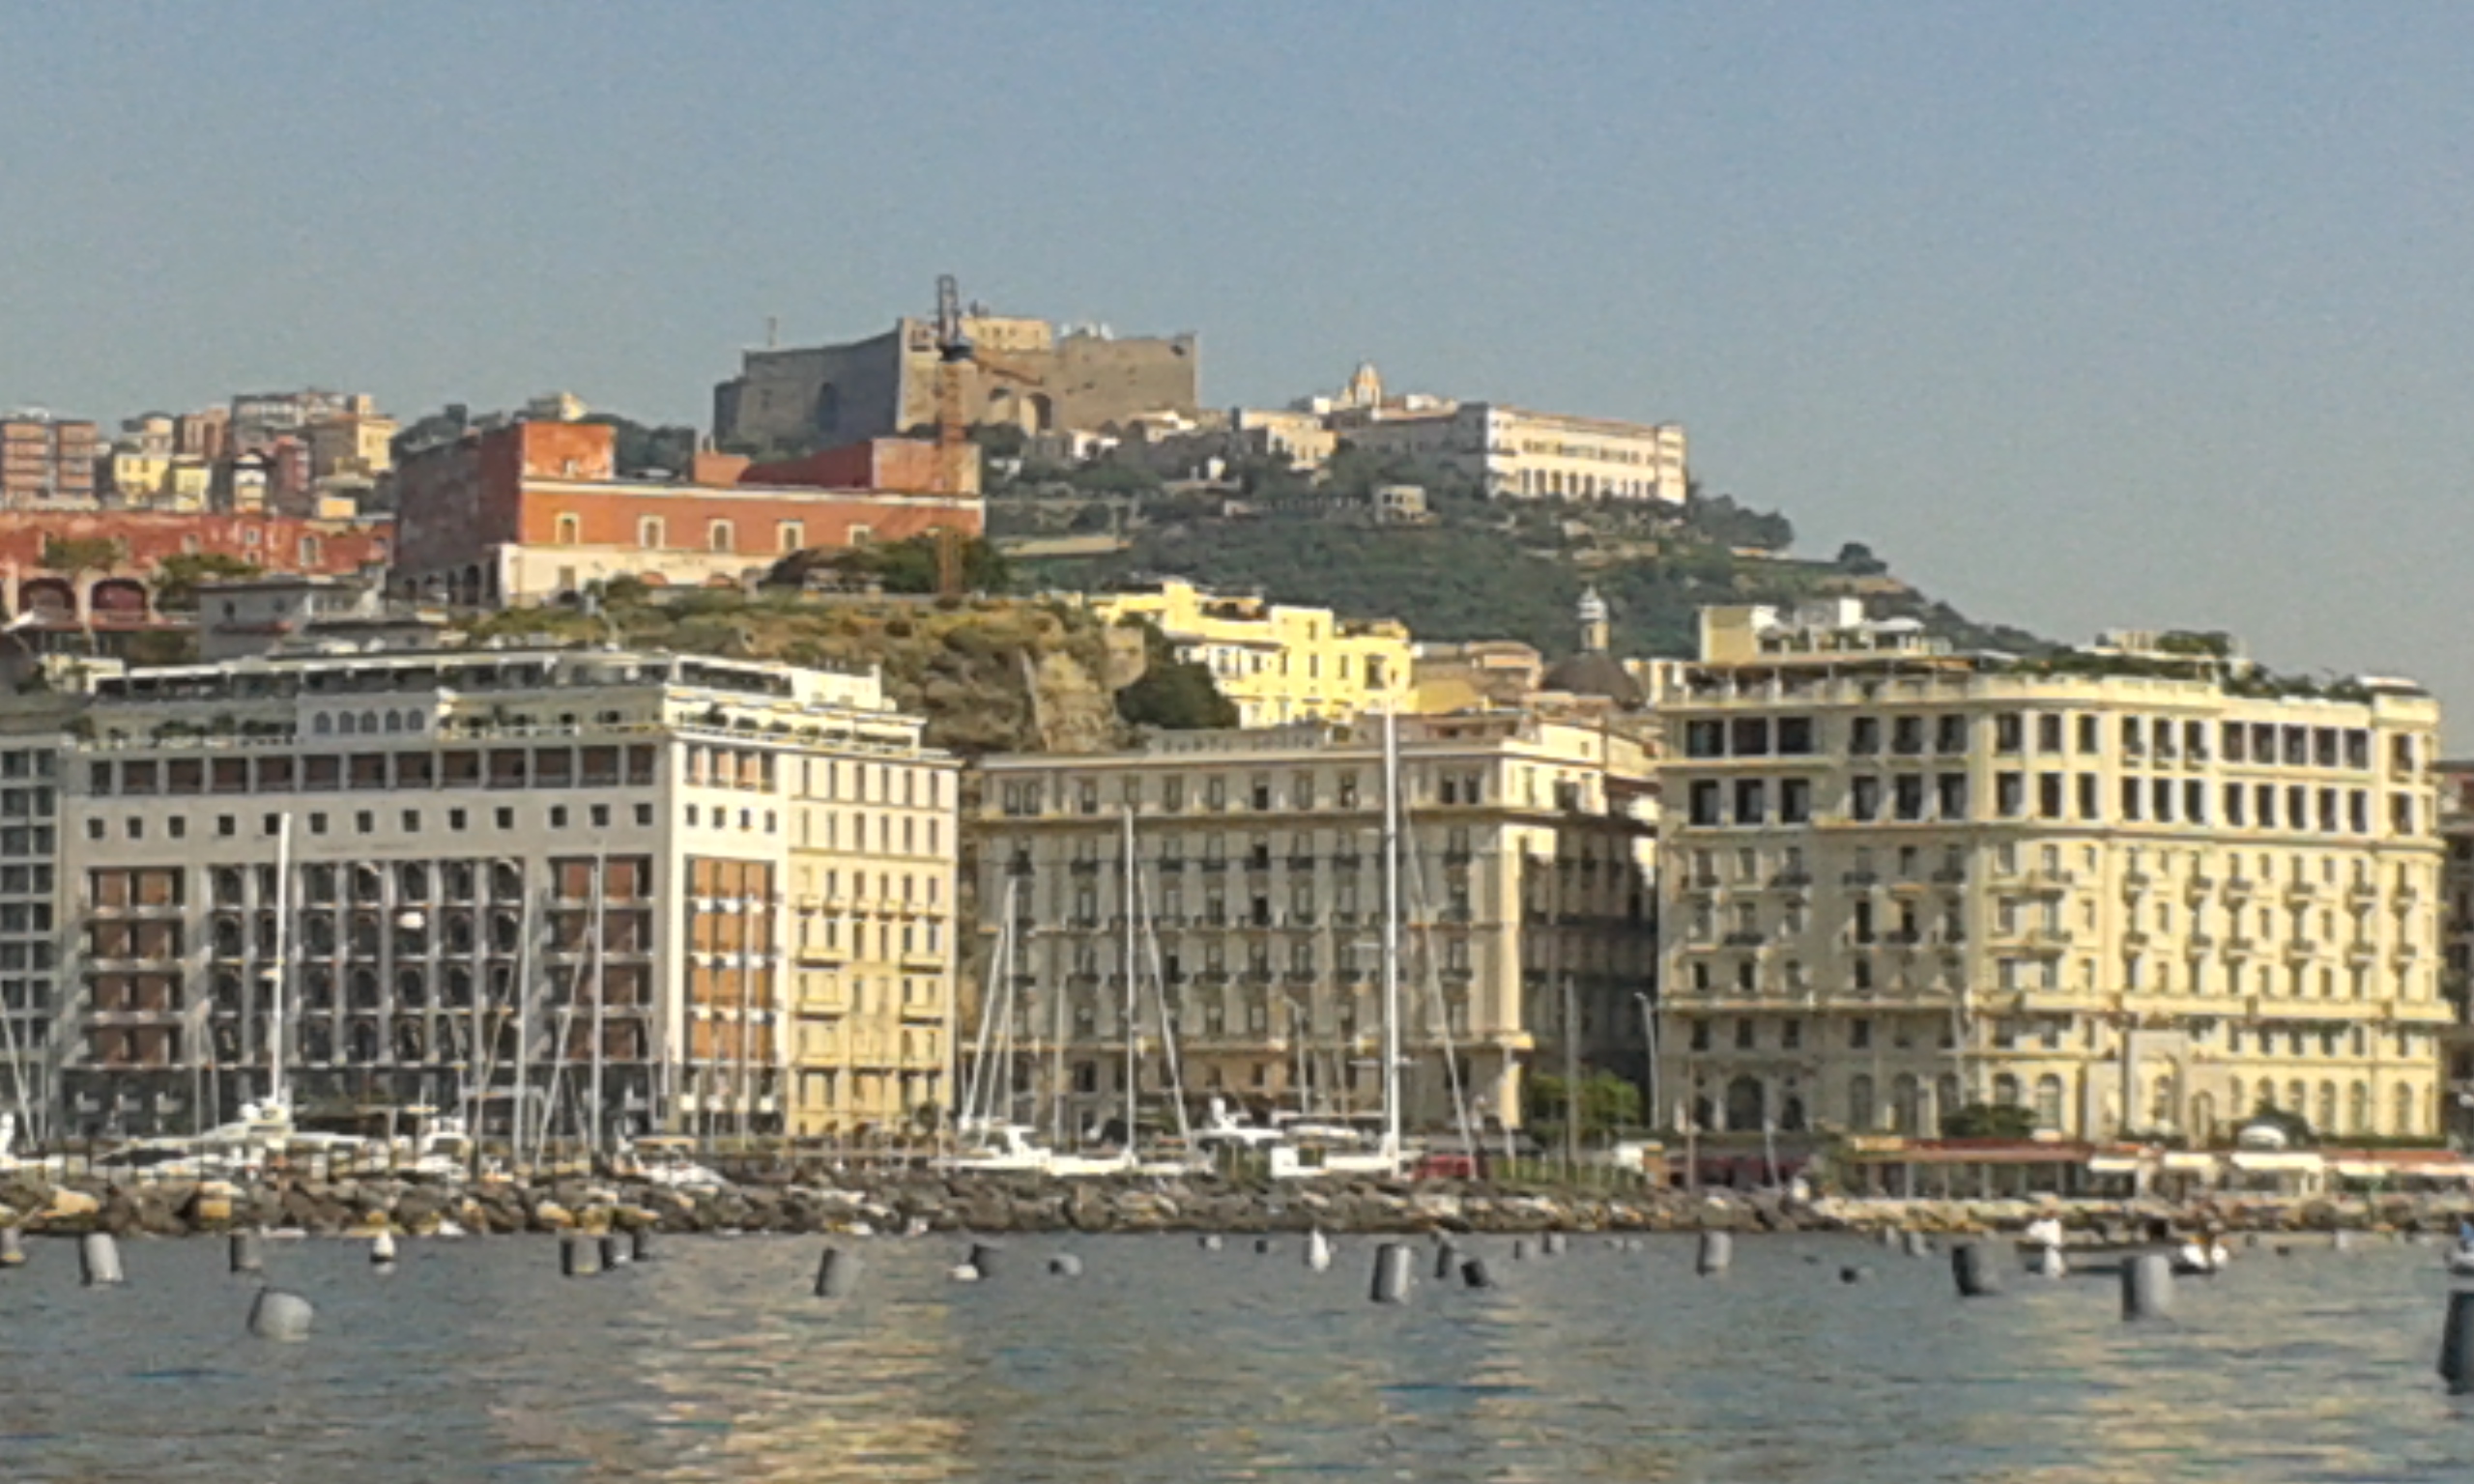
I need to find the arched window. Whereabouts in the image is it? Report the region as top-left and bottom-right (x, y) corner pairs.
(707, 520), (734, 554)
(2393, 1082), (2417, 1136)
(2316, 1081), (2338, 1136)
(1890, 1074), (1921, 1134)
(1992, 1072), (2021, 1106)
(2189, 1092), (2216, 1145)
(313, 713), (332, 735)
(2349, 1080), (2371, 1133)
(555, 513), (581, 546)
(639, 517), (666, 550)
(1846, 1074), (1875, 1132)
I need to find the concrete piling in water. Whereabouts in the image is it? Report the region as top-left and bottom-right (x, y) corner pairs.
(1370, 1242), (1413, 1304)
(1951, 1241), (2002, 1298)
(371, 1231), (398, 1269)
(815, 1246), (859, 1298)
(231, 1230), (264, 1275)
(1434, 1241), (1461, 1281)
(2121, 1252), (2173, 1321)
(1901, 1230), (1931, 1259)
(0, 1227), (25, 1269)
(1696, 1231), (1733, 1276)
(1048, 1253), (1083, 1278)
(599, 1233), (628, 1270)
(2334, 1230), (2356, 1254)
(1305, 1230), (1333, 1272)
(1253, 1238), (1275, 1255)
(2032, 1245), (2067, 1279)
(1461, 1258), (1495, 1290)
(1198, 1235), (1223, 1252)
(1510, 1239), (1531, 1261)
(1839, 1266), (1868, 1284)
(247, 1289), (315, 1342)
(79, 1233), (124, 1288)
(561, 1232), (600, 1278)
(968, 1242), (1000, 1280)
(2439, 1290), (2474, 1394)
(630, 1227), (654, 1264)
(1541, 1233), (1567, 1257)
(1879, 1228), (1899, 1249)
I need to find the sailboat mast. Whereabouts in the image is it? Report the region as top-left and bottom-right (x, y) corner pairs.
(512, 871), (534, 1159)
(1380, 710), (1403, 1161)
(1120, 807), (1137, 1148)
(269, 812), (292, 1110)
(587, 848), (608, 1156)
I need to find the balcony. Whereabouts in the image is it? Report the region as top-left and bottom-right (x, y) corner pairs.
(2284, 938), (2318, 960)
(1721, 930), (1767, 949)
(2285, 880), (2323, 905)
(2022, 870), (2077, 894)
(2120, 871), (2152, 896)
(2347, 882), (2380, 908)
(2226, 876), (2258, 901)
(2186, 932), (2215, 954)
(1840, 870), (1879, 889)
(2227, 935), (2258, 957)
(2185, 874), (2218, 899)
(2023, 927), (2073, 954)
(2347, 941), (2378, 966)
(1769, 870), (1813, 890)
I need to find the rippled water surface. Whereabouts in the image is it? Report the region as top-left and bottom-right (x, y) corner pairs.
(2, 1231), (2471, 1481)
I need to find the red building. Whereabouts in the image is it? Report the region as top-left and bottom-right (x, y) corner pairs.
(0, 509), (391, 630)
(392, 422), (982, 606)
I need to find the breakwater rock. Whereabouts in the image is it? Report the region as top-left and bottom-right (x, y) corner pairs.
(0, 1171), (1814, 1241)
(0, 1172), (2458, 1241)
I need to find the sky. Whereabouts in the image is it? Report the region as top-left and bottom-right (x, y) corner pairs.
(4, 1), (2473, 732)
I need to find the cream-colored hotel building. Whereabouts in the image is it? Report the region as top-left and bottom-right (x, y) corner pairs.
(1659, 601), (2447, 1144)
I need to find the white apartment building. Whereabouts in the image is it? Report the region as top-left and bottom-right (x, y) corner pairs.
(1660, 602), (2449, 1146)
(1339, 402), (1687, 503)
(973, 715), (1657, 1140)
(50, 643), (957, 1142)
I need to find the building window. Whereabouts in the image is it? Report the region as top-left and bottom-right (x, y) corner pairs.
(555, 513), (581, 546)
(639, 516), (666, 549)
(849, 524), (873, 547)
(777, 521), (805, 553)
(708, 519), (734, 554)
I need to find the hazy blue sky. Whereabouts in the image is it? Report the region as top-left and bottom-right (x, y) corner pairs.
(5, 2), (2472, 730)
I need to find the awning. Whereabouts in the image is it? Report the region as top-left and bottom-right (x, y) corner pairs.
(2161, 1153), (2218, 1174)
(2086, 1156), (2145, 1175)
(2230, 1153), (2324, 1173)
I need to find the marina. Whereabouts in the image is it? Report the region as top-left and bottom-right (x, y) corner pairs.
(3, 1230), (2474, 1480)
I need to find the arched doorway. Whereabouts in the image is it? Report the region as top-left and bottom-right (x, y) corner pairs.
(1724, 1075), (1765, 1132)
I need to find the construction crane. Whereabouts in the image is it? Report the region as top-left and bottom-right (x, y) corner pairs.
(930, 273), (1043, 597)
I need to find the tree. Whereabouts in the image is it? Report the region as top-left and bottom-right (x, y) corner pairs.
(41, 535), (123, 654)
(767, 535), (1011, 596)
(1941, 1102), (2037, 1139)
(1114, 619), (1237, 730)
(1526, 1071), (1644, 1138)
(1834, 541), (1889, 577)
(149, 552), (261, 612)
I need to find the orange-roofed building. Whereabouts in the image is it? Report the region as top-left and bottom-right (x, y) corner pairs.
(391, 421), (981, 606)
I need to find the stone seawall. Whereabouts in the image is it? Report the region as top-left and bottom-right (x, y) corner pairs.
(0, 1173), (2461, 1241)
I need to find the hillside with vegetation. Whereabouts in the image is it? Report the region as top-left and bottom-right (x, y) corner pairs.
(457, 578), (1150, 758)
(989, 442), (2049, 661)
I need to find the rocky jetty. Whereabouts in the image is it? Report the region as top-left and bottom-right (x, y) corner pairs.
(0, 1171), (2459, 1241)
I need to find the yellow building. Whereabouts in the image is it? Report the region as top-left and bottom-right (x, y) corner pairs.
(1660, 600), (2448, 1145)
(1092, 579), (1416, 728)
(974, 713), (1657, 1136)
(105, 450), (171, 502)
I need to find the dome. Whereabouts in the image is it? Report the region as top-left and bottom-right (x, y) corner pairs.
(1539, 650), (1642, 707)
